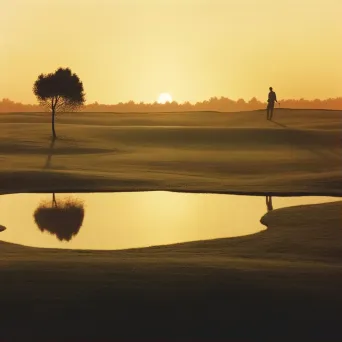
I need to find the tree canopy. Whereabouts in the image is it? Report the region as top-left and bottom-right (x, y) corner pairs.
(33, 67), (85, 138)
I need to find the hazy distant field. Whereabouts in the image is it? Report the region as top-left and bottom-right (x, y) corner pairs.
(0, 108), (341, 195)
(0, 109), (342, 340)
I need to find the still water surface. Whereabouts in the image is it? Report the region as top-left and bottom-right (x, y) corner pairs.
(0, 192), (339, 250)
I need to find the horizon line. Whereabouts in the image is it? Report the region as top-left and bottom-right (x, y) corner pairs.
(1, 109), (342, 115)
(2, 96), (342, 107)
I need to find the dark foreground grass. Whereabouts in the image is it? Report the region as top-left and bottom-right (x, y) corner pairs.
(0, 201), (341, 341)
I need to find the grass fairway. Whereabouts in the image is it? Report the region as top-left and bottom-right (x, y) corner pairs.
(0, 109), (342, 341)
(0, 108), (341, 195)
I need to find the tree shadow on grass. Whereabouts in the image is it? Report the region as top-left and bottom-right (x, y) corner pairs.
(33, 193), (84, 242)
(44, 138), (56, 169)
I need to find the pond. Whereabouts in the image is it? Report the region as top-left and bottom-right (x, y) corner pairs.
(0, 191), (339, 250)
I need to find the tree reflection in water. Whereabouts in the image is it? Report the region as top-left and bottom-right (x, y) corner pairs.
(34, 193), (84, 241)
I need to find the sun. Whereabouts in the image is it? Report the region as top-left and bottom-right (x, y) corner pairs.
(157, 93), (173, 104)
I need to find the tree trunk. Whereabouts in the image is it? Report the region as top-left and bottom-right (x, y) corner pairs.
(52, 109), (57, 139)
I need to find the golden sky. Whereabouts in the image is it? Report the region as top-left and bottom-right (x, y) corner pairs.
(1, 0), (341, 104)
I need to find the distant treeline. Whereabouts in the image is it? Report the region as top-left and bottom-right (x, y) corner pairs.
(1, 97), (342, 113)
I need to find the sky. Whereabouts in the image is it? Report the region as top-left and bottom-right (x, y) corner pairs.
(1, 0), (341, 104)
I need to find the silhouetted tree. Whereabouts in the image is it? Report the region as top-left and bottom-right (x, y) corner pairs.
(33, 68), (85, 139)
(34, 194), (84, 241)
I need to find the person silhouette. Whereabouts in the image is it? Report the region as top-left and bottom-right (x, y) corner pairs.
(267, 87), (277, 120)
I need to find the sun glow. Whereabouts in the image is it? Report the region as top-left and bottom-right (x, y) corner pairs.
(157, 93), (173, 104)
